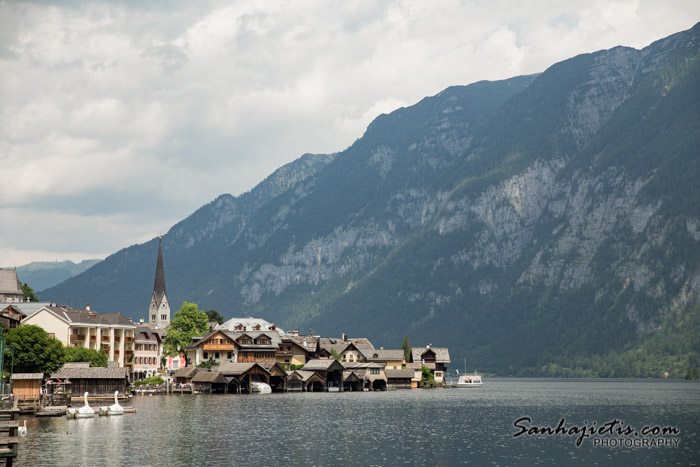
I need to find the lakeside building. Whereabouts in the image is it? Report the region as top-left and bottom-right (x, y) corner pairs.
(410, 346), (451, 386)
(51, 362), (130, 398)
(187, 329), (282, 366)
(132, 326), (163, 380)
(364, 349), (405, 370)
(22, 305), (136, 368)
(0, 269), (23, 303)
(276, 333), (318, 367)
(318, 334), (373, 363)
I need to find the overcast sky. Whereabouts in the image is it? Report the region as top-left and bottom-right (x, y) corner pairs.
(1, 1), (699, 267)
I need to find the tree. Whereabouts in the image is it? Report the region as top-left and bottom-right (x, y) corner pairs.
(330, 348), (342, 362)
(164, 302), (209, 357)
(401, 335), (411, 364)
(20, 283), (39, 302)
(65, 347), (108, 367)
(420, 365), (435, 388)
(205, 309), (224, 324)
(5, 325), (65, 376)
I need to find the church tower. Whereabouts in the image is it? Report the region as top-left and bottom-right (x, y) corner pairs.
(148, 236), (171, 327)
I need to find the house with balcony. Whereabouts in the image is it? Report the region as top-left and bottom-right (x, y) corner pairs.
(187, 329), (239, 366)
(22, 305), (136, 368)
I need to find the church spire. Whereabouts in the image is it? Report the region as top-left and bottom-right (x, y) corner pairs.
(153, 235), (166, 299)
(149, 235), (171, 327)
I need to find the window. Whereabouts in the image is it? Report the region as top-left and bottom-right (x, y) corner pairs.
(151, 314), (156, 321)
(227, 352), (232, 359)
(203, 352), (209, 360)
(215, 352), (220, 359)
(370, 368), (379, 375)
(161, 314), (167, 320)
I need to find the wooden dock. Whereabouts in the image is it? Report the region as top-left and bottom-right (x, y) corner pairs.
(0, 396), (19, 466)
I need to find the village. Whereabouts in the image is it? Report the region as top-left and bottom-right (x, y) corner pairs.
(0, 240), (451, 418)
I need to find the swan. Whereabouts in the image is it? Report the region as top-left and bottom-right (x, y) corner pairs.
(75, 392), (95, 418)
(107, 391), (124, 416)
(18, 420), (27, 436)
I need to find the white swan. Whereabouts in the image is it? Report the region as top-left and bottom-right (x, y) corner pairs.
(18, 420), (27, 436)
(75, 392), (95, 418)
(107, 391), (124, 416)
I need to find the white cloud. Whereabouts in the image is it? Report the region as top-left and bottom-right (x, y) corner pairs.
(1, 0), (699, 266)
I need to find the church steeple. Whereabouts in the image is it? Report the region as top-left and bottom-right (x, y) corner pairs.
(149, 236), (171, 327)
(154, 236), (166, 299)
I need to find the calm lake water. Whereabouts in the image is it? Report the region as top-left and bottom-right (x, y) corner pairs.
(17, 378), (700, 466)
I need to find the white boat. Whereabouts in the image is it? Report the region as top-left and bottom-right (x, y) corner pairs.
(251, 382), (272, 394)
(68, 392), (96, 418)
(455, 371), (483, 388)
(99, 391), (124, 416)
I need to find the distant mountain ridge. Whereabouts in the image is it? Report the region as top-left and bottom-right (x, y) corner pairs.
(44, 23), (700, 377)
(7, 260), (102, 293)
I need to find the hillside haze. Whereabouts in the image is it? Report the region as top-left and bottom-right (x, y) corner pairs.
(45, 23), (700, 376)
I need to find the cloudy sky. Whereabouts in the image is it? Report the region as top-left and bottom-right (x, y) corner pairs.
(1, 0), (699, 267)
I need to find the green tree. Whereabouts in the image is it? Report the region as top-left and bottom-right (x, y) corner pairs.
(205, 309), (224, 324)
(5, 325), (65, 376)
(65, 347), (108, 367)
(330, 348), (342, 362)
(164, 302), (209, 357)
(20, 283), (39, 302)
(197, 358), (217, 369)
(401, 335), (411, 364)
(419, 365), (435, 388)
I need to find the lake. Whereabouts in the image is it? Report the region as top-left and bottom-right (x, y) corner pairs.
(17, 378), (700, 466)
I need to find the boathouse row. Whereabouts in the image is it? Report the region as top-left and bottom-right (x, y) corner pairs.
(170, 358), (423, 393)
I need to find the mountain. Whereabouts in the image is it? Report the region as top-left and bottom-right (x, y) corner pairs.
(44, 23), (700, 377)
(7, 260), (102, 293)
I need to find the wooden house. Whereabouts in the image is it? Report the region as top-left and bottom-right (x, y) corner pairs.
(385, 369), (414, 389)
(301, 359), (345, 391)
(0, 305), (24, 330)
(343, 362), (387, 391)
(51, 362), (130, 399)
(172, 366), (198, 385)
(258, 362), (289, 392)
(235, 332), (280, 363)
(11, 373), (42, 410)
(217, 362), (271, 394)
(286, 370), (326, 392)
(191, 371), (228, 394)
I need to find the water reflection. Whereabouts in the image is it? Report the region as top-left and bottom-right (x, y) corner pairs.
(17, 379), (700, 466)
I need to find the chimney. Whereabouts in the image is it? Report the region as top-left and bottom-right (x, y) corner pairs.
(26, 297), (31, 302)
(128, 318), (133, 323)
(139, 318), (145, 324)
(290, 330), (299, 337)
(60, 305), (67, 310)
(341, 333), (347, 342)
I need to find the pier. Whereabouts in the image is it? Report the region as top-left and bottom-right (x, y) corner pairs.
(0, 396), (19, 466)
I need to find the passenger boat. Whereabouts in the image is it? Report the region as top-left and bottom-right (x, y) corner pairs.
(455, 371), (483, 388)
